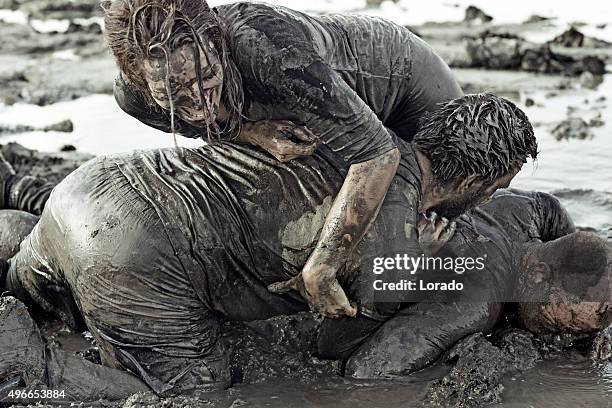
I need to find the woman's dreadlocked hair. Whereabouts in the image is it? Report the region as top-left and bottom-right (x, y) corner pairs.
(103, 0), (244, 141)
(413, 93), (538, 184)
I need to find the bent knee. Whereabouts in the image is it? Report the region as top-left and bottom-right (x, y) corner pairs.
(0, 210), (38, 258)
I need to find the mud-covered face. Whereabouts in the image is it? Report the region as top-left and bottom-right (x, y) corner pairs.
(143, 40), (223, 126)
(425, 169), (519, 220)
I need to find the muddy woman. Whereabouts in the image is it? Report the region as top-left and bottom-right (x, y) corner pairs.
(102, 0), (531, 317)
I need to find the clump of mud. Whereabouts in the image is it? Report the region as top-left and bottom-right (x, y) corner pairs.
(551, 118), (594, 140)
(464, 6), (492, 24)
(0, 142), (92, 183)
(424, 330), (540, 408)
(549, 27), (611, 48)
(464, 32), (607, 76)
(222, 313), (338, 384)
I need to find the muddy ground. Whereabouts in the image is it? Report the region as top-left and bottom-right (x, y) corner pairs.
(0, 2), (611, 407)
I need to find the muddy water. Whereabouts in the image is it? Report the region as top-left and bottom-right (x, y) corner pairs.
(502, 358), (612, 407)
(512, 71), (612, 235)
(160, 359), (611, 407)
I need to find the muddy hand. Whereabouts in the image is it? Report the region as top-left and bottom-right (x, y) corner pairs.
(268, 272), (357, 318)
(248, 120), (320, 162)
(417, 211), (456, 255)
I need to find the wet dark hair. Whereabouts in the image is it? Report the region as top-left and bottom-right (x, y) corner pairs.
(413, 93), (537, 183)
(103, 0), (244, 141)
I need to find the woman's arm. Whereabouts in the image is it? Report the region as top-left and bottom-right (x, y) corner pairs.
(233, 22), (402, 316)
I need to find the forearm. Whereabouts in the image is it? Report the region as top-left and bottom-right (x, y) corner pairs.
(303, 148), (401, 281)
(346, 302), (500, 377)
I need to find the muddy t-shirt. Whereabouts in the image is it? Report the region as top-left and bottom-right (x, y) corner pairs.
(463, 189), (576, 244)
(114, 2), (462, 164)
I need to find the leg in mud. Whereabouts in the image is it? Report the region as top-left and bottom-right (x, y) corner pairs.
(0, 208), (149, 400)
(0, 210), (39, 259)
(317, 315), (383, 360)
(345, 302), (501, 378)
(0, 297), (46, 393)
(3, 161), (231, 395)
(0, 296), (148, 402)
(0, 151), (56, 216)
(45, 344), (150, 401)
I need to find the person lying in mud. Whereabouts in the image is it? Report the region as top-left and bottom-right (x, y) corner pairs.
(342, 190), (611, 378)
(0, 143), (609, 397)
(0, 93), (538, 394)
(103, 0), (469, 318)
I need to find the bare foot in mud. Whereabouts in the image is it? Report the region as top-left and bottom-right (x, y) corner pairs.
(591, 325), (612, 361)
(417, 211), (456, 255)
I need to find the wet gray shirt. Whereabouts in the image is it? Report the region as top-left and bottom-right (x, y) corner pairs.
(114, 2), (462, 164)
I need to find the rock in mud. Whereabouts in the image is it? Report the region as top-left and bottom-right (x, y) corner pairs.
(465, 33), (525, 70)
(0, 119), (74, 134)
(551, 118), (594, 140)
(424, 330), (540, 408)
(0, 296), (46, 389)
(464, 6), (493, 23)
(579, 71), (604, 89)
(42, 119), (74, 132)
(0, 142), (93, 183)
(465, 32), (607, 76)
(549, 27), (612, 48)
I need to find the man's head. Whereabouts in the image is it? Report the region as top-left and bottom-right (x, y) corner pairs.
(413, 93), (537, 219)
(516, 232), (611, 334)
(103, 0), (243, 138)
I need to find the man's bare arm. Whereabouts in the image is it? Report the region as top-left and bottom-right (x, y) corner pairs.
(269, 147), (401, 317)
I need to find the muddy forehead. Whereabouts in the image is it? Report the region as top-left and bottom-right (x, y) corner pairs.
(143, 44), (200, 88)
